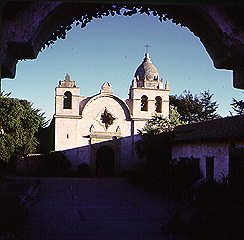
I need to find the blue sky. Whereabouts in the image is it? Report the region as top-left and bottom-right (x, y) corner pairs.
(2, 13), (243, 121)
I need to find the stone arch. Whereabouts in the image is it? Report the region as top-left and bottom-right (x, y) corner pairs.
(2, 2), (244, 88)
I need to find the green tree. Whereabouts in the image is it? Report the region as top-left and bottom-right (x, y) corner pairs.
(136, 112), (177, 159)
(169, 105), (185, 127)
(170, 90), (220, 123)
(138, 105), (184, 136)
(0, 96), (45, 164)
(0, 91), (11, 97)
(198, 90), (220, 121)
(138, 114), (172, 135)
(170, 90), (200, 123)
(230, 94), (244, 115)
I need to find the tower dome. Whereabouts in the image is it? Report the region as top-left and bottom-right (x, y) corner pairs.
(134, 53), (160, 82)
(133, 53), (162, 89)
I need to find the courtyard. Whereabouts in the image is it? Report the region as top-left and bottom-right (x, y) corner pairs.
(19, 177), (177, 240)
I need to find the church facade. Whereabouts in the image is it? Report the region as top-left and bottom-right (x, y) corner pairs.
(54, 53), (170, 175)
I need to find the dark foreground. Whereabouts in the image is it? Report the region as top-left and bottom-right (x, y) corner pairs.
(18, 177), (177, 240)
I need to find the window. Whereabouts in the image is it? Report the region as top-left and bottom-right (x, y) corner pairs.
(141, 95), (148, 111)
(155, 96), (162, 113)
(205, 156), (214, 182)
(100, 108), (116, 130)
(63, 91), (72, 109)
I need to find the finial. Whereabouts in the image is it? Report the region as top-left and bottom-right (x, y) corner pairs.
(100, 82), (114, 94)
(165, 80), (170, 90)
(143, 52), (151, 62)
(65, 73), (70, 81)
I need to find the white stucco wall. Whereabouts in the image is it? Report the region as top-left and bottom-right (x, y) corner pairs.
(55, 93), (140, 172)
(80, 95), (131, 137)
(54, 76), (169, 174)
(55, 87), (80, 116)
(129, 88), (169, 119)
(55, 117), (80, 151)
(172, 142), (230, 181)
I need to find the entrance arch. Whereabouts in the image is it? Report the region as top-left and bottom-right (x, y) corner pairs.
(2, 2), (244, 88)
(96, 145), (115, 177)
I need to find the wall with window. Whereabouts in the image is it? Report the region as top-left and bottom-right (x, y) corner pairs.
(127, 88), (169, 119)
(172, 141), (230, 181)
(55, 87), (80, 116)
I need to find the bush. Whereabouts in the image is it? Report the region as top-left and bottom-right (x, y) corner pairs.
(0, 190), (29, 236)
(162, 177), (230, 239)
(76, 163), (92, 177)
(185, 175), (229, 208)
(125, 156), (203, 197)
(43, 151), (72, 177)
(168, 157), (203, 195)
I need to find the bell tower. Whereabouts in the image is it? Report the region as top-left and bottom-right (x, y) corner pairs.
(54, 73), (81, 151)
(55, 73), (80, 116)
(127, 53), (170, 131)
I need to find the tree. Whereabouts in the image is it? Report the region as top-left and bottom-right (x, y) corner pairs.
(230, 94), (244, 115)
(138, 114), (172, 135)
(170, 90), (201, 123)
(136, 110), (182, 158)
(0, 96), (46, 164)
(170, 90), (220, 123)
(198, 90), (220, 121)
(0, 91), (11, 97)
(138, 105), (184, 136)
(169, 105), (185, 127)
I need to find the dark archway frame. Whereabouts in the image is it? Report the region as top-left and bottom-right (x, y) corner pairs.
(1, 1), (244, 88)
(96, 145), (115, 176)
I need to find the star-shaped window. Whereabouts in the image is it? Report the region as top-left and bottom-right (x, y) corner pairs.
(100, 108), (116, 130)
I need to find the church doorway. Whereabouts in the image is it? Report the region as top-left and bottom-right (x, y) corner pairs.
(96, 146), (115, 177)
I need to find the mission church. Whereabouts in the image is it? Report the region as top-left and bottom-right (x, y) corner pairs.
(54, 53), (170, 176)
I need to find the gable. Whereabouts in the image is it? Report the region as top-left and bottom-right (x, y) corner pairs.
(80, 94), (131, 121)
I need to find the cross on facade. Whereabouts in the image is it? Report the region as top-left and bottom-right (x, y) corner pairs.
(143, 44), (151, 53)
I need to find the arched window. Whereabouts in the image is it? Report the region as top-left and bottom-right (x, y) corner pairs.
(141, 95), (148, 111)
(63, 91), (72, 109)
(155, 96), (162, 113)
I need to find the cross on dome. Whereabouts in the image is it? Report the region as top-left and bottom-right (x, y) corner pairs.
(143, 44), (151, 53)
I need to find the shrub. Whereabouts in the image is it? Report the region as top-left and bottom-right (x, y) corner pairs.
(43, 151), (72, 177)
(76, 163), (92, 177)
(0, 190), (28, 236)
(162, 177), (230, 239)
(168, 157), (203, 195)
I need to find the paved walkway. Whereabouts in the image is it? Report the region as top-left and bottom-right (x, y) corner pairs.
(20, 178), (176, 240)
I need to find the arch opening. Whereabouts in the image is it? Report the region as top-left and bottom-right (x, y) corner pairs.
(141, 95), (148, 111)
(155, 96), (162, 113)
(2, 3), (244, 89)
(63, 91), (72, 109)
(96, 145), (115, 177)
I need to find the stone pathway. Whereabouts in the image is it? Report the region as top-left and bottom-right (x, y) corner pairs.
(20, 178), (176, 240)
